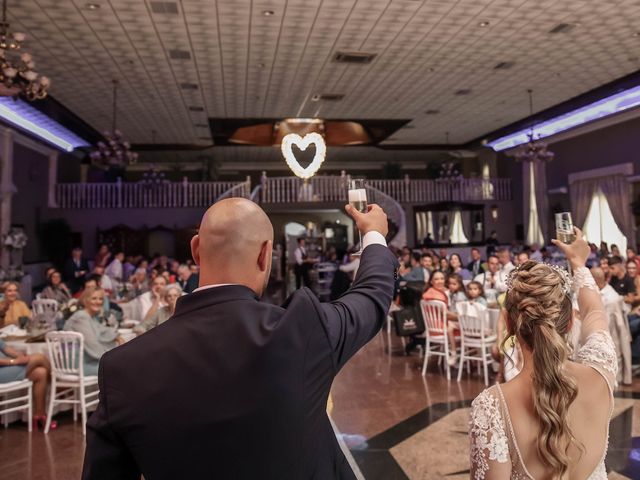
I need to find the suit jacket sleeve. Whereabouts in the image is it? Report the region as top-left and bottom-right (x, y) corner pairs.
(82, 357), (140, 480)
(316, 243), (398, 371)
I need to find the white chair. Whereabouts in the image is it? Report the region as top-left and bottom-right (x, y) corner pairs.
(420, 300), (458, 380)
(0, 380), (33, 431)
(457, 303), (497, 386)
(44, 331), (99, 435)
(32, 299), (59, 316)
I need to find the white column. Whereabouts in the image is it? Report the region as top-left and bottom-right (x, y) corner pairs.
(0, 128), (15, 268)
(48, 151), (59, 208)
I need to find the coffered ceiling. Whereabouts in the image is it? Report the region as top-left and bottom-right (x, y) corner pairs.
(8, 0), (640, 149)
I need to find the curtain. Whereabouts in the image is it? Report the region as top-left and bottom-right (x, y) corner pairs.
(570, 174), (633, 246)
(523, 162), (545, 245)
(450, 210), (469, 244)
(533, 160), (549, 241)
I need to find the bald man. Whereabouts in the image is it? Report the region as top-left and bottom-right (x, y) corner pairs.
(82, 198), (398, 480)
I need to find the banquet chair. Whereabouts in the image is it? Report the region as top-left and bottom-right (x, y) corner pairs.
(44, 331), (99, 435)
(456, 303), (497, 386)
(420, 300), (458, 380)
(0, 380), (33, 431)
(32, 299), (59, 316)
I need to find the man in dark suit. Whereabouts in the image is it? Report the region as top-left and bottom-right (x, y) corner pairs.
(176, 263), (199, 293)
(82, 198), (397, 480)
(467, 247), (485, 277)
(63, 247), (89, 294)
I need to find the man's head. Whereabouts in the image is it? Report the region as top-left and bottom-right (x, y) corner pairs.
(191, 198), (274, 297)
(297, 238), (306, 247)
(497, 248), (511, 267)
(72, 247), (82, 260)
(487, 255), (500, 273)
(93, 265), (105, 276)
(410, 252), (420, 268)
(471, 248), (481, 261)
(608, 255), (625, 279)
(590, 267), (608, 290)
(150, 275), (168, 295)
(420, 253), (433, 270)
(177, 264), (191, 281)
(516, 251), (530, 266)
(114, 251), (125, 262)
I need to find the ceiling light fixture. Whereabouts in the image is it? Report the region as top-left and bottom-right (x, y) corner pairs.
(0, 0), (50, 100)
(90, 79), (138, 169)
(487, 84), (640, 151)
(0, 97), (89, 151)
(86, 3), (100, 9)
(262, 10), (274, 16)
(479, 21), (490, 27)
(281, 132), (326, 180)
(513, 90), (555, 162)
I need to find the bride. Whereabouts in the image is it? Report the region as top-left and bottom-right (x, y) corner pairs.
(469, 227), (615, 479)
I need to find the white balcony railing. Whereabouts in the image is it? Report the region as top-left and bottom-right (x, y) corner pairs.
(257, 175), (511, 204)
(53, 177), (251, 209)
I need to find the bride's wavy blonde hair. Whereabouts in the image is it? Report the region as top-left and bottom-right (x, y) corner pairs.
(503, 260), (578, 479)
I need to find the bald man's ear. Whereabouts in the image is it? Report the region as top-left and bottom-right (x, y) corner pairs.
(190, 235), (200, 265)
(257, 240), (272, 272)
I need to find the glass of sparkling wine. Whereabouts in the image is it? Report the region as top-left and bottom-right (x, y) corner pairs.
(349, 179), (368, 256)
(555, 212), (576, 244)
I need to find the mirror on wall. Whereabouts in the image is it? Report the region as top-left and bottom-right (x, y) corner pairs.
(415, 203), (485, 246)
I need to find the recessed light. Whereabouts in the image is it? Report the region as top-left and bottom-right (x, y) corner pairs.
(425, 109), (440, 115)
(262, 10), (274, 16)
(189, 106), (204, 112)
(454, 89), (472, 96)
(258, 63), (265, 68)
(86, 3), (100, 9)
(479, 21), (490, 27)
(634, 32), (640, 37)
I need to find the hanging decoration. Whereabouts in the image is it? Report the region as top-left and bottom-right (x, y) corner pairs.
(281, 132), (326, 180)
(0, 0), (50, 100)
(514, 90), (555, 162)
(90, 80), (138, 169)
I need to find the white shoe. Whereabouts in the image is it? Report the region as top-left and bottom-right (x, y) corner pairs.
(448, 354), (458, 367)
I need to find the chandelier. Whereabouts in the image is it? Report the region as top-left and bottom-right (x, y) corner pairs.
(90, 80), (138, 168)
(514, 90), (555, 162)
(138, 165), (168, 191)
(0, 0), (50, 100)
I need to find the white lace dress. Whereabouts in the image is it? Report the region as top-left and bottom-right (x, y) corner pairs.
(469, 267), (617, 480)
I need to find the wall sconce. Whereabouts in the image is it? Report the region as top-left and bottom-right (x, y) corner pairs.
(490, 205), (499, 220)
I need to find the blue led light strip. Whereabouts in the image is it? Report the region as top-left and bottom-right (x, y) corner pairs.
(487, 85), (640, 151)
(0, 97), (90, 152)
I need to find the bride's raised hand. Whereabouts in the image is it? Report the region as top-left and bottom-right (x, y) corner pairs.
(551, 226), (590, 270)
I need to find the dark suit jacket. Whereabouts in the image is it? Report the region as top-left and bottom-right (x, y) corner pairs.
(467, 260), (485, 277)
(63, 257), (90, 293)
(178, 273), (199, 294)
(82, 244), (398, 480)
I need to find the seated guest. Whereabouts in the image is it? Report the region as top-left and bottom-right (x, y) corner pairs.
(401, 253), (430, 283)
(422, 271), (459, 366)
(447, 274), (467, 313)
(627, 260), (640, 298)
(516, 250), (530, 266)
(0, 339), (57, 429)
(466, 281), (488, 307)
(600, 256), (611, 282)
(439, 256), (449, 273)
(449, 253), (472, 280)
(169, 260), (180, 278)
(64, 288), (123, 376)
(529, 243), (543, 262)
(609, 256), (636, 303)
(122, 255), (137, 283)
(139, 275), (168, 321)
(41, 270), (72, 304)
(497, 247), (515, 276)
(177, 264), (198, 294)
(105, 251), (125, 285)
(91, 265), (114, 297)
(63, 247), (89, 294)
(133, 284), (182, 335)
(0, 281), (31, 327)
(611, 244), (622, 258)
(591, 267), (622, 306)
(94, 244), (112, 269)
(473, 254), (507, 304)
(600, 241), (610, 257)
(398, 251), (419, 277)
(467, 247), (484, 277)
(128, 267), (149, 297)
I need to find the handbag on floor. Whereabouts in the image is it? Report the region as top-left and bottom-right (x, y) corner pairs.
(393, 306), (425, 336)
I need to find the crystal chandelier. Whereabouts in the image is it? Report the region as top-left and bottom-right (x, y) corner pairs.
(514, 90), (555, 162)
(90, 80), (138, 168)
(0, 0), (50, 100)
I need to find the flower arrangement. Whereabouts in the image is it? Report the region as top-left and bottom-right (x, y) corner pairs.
(3, 227), (27, 249)
(60, 299), (80, 320)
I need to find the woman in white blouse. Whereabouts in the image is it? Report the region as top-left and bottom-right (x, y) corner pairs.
(470, 228), (615, 479)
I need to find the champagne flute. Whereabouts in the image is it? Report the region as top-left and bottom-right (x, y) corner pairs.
(348, 179), (368, 256)
(555, 212), (575, 274)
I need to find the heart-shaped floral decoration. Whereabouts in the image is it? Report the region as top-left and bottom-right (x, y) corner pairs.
(281, 132), (326, 180)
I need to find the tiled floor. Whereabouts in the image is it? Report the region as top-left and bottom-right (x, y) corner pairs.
(2, 329), (640, 479)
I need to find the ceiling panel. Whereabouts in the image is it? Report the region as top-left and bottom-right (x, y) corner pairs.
(5, 0), (640, 147)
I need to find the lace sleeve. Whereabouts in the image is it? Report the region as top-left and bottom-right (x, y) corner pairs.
(573, 267), (608, 342)
(576, 330), (617, 392)
(469, 389), (512, 480)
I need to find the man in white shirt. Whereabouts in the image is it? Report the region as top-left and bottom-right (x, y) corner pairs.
(293, 238), (316, 289)
(474, 254), (509, 299)
(138, 275), (168, 320)
(497, 248), (515, 277)
(591, 266), (622, 306)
